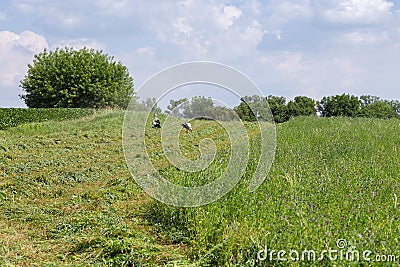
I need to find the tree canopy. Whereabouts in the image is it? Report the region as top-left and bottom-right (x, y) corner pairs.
(234, 95), (273, 122)
(182, 96), (215, 119)
(20, 47), (134, 108)
(136, 98), (162, 114)
(358, 101), (398, 119)
(288, 96), (316, 117)
(266, 95), (290, 123)
(165, 98), (188, 117)
(317, 94), (360, 117)
(182, 96), (237, 121)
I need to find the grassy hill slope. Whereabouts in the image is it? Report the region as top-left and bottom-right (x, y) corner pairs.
(1, 110), (399, 266)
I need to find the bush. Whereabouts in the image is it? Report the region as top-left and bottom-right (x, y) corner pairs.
(20, 47), (135, 108)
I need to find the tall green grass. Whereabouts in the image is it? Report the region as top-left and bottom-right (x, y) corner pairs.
(146, 116), (400, 266)
(0, 108), (94, 130)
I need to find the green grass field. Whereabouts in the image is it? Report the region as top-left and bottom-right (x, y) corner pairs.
(1, 109), (399, 266)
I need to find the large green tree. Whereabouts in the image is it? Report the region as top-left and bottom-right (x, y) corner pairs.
(136, 98), (162, 114)
(288, 96), (316, 117)
(165, 98), (188, 117)
(234, 99), (256, 122)
(318, 94), (360, 117)
(358, 101), (398, 119)
(386, 100), (400, 115)
(182, 96), (214, 119)
(266, 95), (290, 123)
(20, 47), (134, 108)
(360, 95), (381, 107)
(183, 96), (214, 118)
(358, 95), (398, 118)
(166, 96), (237, 121)
(234, 95), (273, 122)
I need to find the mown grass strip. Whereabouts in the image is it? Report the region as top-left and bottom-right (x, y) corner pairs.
(0, 110), (189, 266)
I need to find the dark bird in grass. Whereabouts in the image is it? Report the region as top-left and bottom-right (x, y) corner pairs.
(181, 122), (192, 132)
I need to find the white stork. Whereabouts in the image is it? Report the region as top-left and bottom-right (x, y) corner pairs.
(181, 122), (192, 132)
(152, 114), (161, 128)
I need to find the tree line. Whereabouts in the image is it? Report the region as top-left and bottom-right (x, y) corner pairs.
(18, 47), (400, 123)
(139, 94), (400, 123)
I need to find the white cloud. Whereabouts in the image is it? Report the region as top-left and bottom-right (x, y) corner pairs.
(135, 47), (156, 57)
(0, 30), (48, 107)
(0, 31), (18, 46)
(321, 0), (394, 24)
(1, 0), (400, 107)
(51, 39), (105, 50)
(214, 5), (242, 30)
(276, 52), (309, 74)
(147, 2), (252, 59)
(104, 0), (400, 102)
(0, 31), (48, 83)
(18, 31), (48, 53)
(173, 17), (193, 37)
(117, 47), (170, 91)
(241, 20), (265, 46)
(0, 30), (48, 53)
(272, 0), (313, 19)
(342, 31), (390, 45)
(60, 16), (81, 28)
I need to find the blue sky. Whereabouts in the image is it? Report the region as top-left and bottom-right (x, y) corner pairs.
(1, 0), (400, 108)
